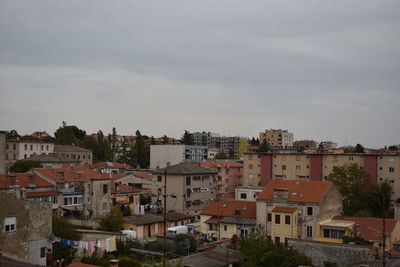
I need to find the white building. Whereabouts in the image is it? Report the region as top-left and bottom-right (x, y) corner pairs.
(150, 145), (208, 169)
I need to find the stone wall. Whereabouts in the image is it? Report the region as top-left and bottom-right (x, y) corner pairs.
(287, 239), (377, 267)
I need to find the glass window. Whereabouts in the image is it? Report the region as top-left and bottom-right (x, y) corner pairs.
(275, 214), (280, 224)
(307, 226), (313, 238)
(307, 207), (313, 216)
(4, 216), (16, 232)
(285, 215), (291, 225)
(267, 213), (272, 222)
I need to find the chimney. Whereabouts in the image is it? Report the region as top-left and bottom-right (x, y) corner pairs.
(110, 259), (119, 267)
(21, 187), (26, 200)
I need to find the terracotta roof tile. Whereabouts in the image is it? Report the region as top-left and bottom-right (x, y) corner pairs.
(0, 173), (53, 189)
(33, 168), (113, 182)
(132, 171), (153, 180)
(68, 262), (101, 267)
(257, 180), (332, 203)
(333, 215), (398, 241)
(200, 161), (243, 169)
(200, 200), (256, 218)
(272, 207), (297, 213)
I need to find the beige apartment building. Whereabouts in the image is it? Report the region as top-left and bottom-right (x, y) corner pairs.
(243, 152), (400, 200)
(151, 163), (218, 215)
(259, 129), (293, 148)
(5, 140), (54, 170)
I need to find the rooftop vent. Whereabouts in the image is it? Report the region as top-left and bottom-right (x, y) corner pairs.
(291, 193), (297, 196)
(222, 203), (227, 208)
(235, 209), (241, 215)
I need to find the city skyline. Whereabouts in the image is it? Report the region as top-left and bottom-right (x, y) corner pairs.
(1, 1), (399, 148)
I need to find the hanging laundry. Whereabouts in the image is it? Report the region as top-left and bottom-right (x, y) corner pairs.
(88, 241), (96, 257)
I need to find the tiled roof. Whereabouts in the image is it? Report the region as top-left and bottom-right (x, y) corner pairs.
(164, 212), (193, 221)
(26, 191), (60, 198)
(152, 163), (218, 175)
(123, 214), (164, 225)
(200, 161), (243, 169)
(200, 200), (256, 219)
(33, 168), (113, 182)
(91, 161), (127, 169)
(272, 207), (297, 213)
(0, 173), (54, 189)
(219, 216), (256, 225)
(22, 154), (78, 163)
(111, 183), (149, 194)
(132, 171), (153, 180)
(54, 145), (92, 153)
(257, 180), (332, 203)
(205, 216), (220, 224)
(333, 215), (397, 242)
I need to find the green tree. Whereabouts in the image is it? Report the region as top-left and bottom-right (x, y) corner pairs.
(107, 127), (119, 161)
(182, 130), (193, 145)
(388, 145), (398, 151)
(133, 130), (148, 168)
(99, 208), (123, 232)
(52, 215), (82, 240)
(162, 135), (169, 145)
(238, 228), (314, 267)
(258, 140), (271, 152)
(9, 160), (42, 173)
(6, 130), (20, 140)
(354, 144), (365, 153)
(54, 121), (86, 146)
(214, 152), (229, 159)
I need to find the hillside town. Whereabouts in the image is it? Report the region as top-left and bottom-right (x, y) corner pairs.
(0, 126), (400, 267)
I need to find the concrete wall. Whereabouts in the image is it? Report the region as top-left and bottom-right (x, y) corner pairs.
(287, 239), (376, 267)
(0, 132), (5, 174)
(150, 145), (185, 169)
(260, 154), (272, 186)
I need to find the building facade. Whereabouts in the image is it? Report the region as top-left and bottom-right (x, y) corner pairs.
(150, 145), (208, 169)
(53, 145), (93, 165)
(5, 140), (54, 170)
(259, 129), (294, 149)
(0, 192), (52, 266)
(151, 163), (218, 215)
(243, 152), (400, 200)
(0, 131), (5, 174)
(256, 180), (342, 243)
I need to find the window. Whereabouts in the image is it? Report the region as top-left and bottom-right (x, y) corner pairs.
(102, 203), (107, 210)
(158, 176), (162, 182)
(186, 201), (191, 208)
(295, 165), (300, 171)
(249, 164), (253, 169)
(30, 145), (33, 150)
(224, 225), (227, 231)
(307, 226), (313, 238)
(41, 145), (44, 150)
(186, 189), (191, 198)
(249, 155), (253, 160)
(240, 193), (247, 199)
(63, 195), (83, 206)
(275, 214), (280, 224)
(274, 236), (280, 243)
(13, 144), (17, 150)
(193, 176), (201, 181)
(40, 247), (46, 258)
(78, 155), (81, 160)
(323, 228), (344, 239)
(389, 167), (395, 173)
(103, 184), (108, 194)
(307, 207), (313, 216)
(24, 154), (27, 159)
(267, 213), (272, 222)
(24, 144), (28, 150)
(282, 165), (286, 170)
(285, 215), (291, 225)
(46, 145), (49, 151)
(4, 216), (16, 232)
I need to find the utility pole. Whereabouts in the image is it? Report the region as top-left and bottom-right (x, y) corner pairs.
(163, 169), (167, 267)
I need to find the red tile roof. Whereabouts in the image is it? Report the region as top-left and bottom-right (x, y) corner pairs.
(111, 183), (150, 194)
(205, 217), (220, 224)
(272, 207), (297, 213)
(257, 180), (332, 203)
(200, 200), (256, 218)
(333, 215), (398, 241)
(33, 168), (113, 182)
(132, 171), (153, 180)
(0, 173), (54, 189)
(200, 161), (243, 169)
(26, 191), (59, 198)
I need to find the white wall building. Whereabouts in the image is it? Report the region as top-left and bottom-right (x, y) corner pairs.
(150, 145), (208, 169)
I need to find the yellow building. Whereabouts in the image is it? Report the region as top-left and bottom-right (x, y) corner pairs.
(259, 129), (293, 148)
(199, 199), (256, 240)
(236, 138), (249, 159)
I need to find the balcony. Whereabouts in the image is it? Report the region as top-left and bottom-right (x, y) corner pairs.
(57, 185), (84, 194)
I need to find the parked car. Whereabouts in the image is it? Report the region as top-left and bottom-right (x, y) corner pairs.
(120, 230), (137, 240)
(167, 226), (188, 235)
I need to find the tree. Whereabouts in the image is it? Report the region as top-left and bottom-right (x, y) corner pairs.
(54, 121), (86, 146)
(52, 215), (82, 240)
(214, 152), (229, 159)
(162, 135), (169, 145)
(133, 130), (148, 168)
(354, 144), (365, 153)
(107, 127), (119, 161)
(258, 140), (271, 152)
(98, 208), (123, 232)
(9, 160), (42, 173)
(388, 145), (398, 151)
(238, 228), (314, 267)
(6, 130), (20, 140)
(182, 130), (193, 145)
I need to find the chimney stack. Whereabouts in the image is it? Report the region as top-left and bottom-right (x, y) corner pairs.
(110, 259), (119, 267)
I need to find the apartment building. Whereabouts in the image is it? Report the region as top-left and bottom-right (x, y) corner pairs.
(53, 145), (93, 165)
(0, 131), (5, 173)
(150, 145), (208, 169)
(256, 180), (342, 243)
(5, 140), (54, 170)
(200, 161), (243, 198)
(243, 152), (400, 199)
(235, 186), (264, 201)
(199, 199), (256, 240)
(259, 129), (294, 149)
(293, 140), (317, 150)
(0, 192), (52, 266)
(151, 163), (218, 215)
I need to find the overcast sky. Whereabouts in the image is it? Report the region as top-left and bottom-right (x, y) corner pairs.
(0, 1), (399, 148)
